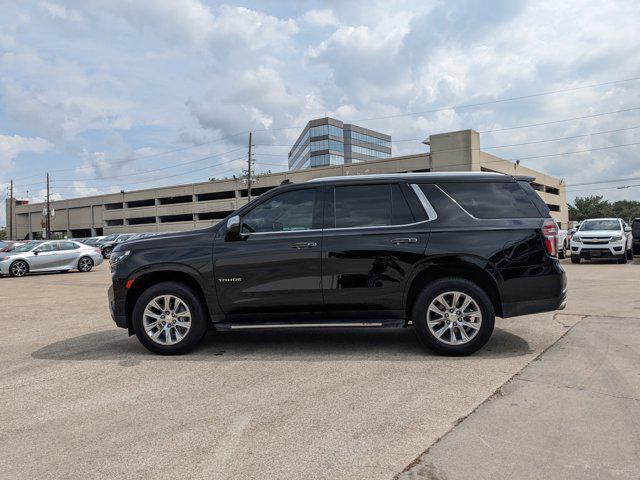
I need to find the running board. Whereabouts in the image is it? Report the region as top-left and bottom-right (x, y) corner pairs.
(215, 319), (405, 331)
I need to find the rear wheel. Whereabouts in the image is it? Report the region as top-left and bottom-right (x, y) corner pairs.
(412, 278), (495, 356)
(132, 281), (208, 355)
(571, 256), (581, 264)
(9, 260), (29, 277)
(78, 256), (94, 272)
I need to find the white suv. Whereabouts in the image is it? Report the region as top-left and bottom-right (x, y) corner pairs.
(570, 218), (633, 264)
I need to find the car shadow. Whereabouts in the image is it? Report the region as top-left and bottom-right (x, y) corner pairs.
(31, 327), (531, 364)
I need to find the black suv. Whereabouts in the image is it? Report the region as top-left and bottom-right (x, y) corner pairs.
(633, 218), (640, 255)
(108, 173), (566, 356)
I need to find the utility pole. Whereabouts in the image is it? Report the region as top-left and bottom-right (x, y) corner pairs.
(8, 180), (13, 240)
(46, 172), (51, 240)
(247, 131), (253, 202)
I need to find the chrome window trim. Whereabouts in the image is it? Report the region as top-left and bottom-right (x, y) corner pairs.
(434, 184), (481, 220)
(410, 184), (438, 221)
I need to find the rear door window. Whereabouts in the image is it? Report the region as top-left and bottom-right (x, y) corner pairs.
(59, 241), (80, 250)
(333, 184), (415, 228)
(439, 181), (541, 219)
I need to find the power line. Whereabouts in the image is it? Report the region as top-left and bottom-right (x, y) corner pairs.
(10, 131), (249, 182)
(13, 146), (247, 188)
(252, 77), (640, 134)
(46, 154), (247, 191)
(8, 79), (640, 186)
(253, 124), (640, 166)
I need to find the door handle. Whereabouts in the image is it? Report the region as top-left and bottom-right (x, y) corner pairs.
(291, 242), (317, 249)
(391, 237), (418, 245)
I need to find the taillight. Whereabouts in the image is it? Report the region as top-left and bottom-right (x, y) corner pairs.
(542, 218), (558, 257)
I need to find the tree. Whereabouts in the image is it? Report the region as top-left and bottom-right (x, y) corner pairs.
(568, 195), (611, 221)
(0, 228), (5, 241)
(610, 200), (640, 222)
(569, 196), (640, 222)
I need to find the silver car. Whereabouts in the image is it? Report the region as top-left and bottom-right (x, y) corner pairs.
(0, 240), (104, 277)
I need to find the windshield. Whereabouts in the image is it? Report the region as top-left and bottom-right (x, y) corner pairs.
(116, 234), (133, 242)
(11, 241), (41, 253)
(102, 234), (119, 242)
(579, 220), (620, 231)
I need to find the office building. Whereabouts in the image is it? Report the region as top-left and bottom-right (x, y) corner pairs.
(288, 117), (392, 170)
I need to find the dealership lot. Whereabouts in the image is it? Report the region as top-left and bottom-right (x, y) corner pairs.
(1, 260), (639, 480)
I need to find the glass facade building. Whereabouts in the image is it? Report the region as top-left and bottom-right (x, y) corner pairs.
(288, 117), (392, 170)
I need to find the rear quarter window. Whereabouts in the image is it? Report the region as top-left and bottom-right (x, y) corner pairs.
(438, 181), (542, 219)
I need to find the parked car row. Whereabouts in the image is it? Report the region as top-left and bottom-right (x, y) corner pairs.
(0, 240), (104, 277)
(0, 231), (170, 277)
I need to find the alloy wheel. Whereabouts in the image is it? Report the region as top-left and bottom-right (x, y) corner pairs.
(426, 291), (482, 345)
(143, 295), (192, 345)
(79, 257), (93, 272)
(10, 261), (28, 277)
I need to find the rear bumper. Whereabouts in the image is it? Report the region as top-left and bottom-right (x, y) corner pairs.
(502, 287), (567, 317)
(501, 266), (567, 318)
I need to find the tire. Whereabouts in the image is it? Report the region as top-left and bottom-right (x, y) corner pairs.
(78, 256), (94, 272)
(558, 249), (565, 259)
(102, 247), (113, 259)
(132, 281), (208, 355)
(626, 249), (633, 260)
(411, 277), (495, 356)
(9, 260), (29, 277)
(617, 255), (627, 264)
(571, 256), (581, 264)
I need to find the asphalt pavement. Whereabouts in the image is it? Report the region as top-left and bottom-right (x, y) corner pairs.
(0, 259), (638, 479)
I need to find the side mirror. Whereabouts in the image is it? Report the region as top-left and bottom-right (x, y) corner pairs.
(624, 226), (632, 232)
(33, 250), (39, 255)
(225, 215), (242, 241)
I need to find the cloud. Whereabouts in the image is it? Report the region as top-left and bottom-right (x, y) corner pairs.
(301, 9), (340, 28)
(91, 0), (216, 45)
(40, 1), (82, 22)
(1, 0), (639, 208)
(0, 134), (52, 171)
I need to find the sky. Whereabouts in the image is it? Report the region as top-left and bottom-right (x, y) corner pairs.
(1, 0), (639, 226)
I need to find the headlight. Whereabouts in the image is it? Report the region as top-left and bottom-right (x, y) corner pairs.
(109, 250), (130, 269)
(572, 236), (581, 243)
(610, 235), (623, 242)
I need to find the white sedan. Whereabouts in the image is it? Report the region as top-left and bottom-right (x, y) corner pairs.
(0, 240), (104, 277)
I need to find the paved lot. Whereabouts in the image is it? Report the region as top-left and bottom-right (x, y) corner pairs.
(398, 314), (640, 480)
(1, 259), (638, 480)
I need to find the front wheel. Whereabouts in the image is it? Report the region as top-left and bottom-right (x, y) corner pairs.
(617, 255), (627, 264)
(412, 278), (495, 356)
(9, 260), (29, 277)
(132, 281), (209, 355)
(571, 256), (581, 264)
(102, 247), (113, 259)
(626, 248), (634, 260)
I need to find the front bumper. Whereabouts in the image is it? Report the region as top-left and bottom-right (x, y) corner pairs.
(570, 242), (625, 259)
(0, 259), (11, 275)
(108, 282), (128, 329)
